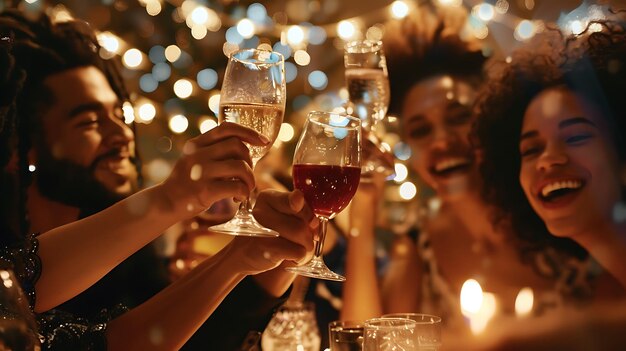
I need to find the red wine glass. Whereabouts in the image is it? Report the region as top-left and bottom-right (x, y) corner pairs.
(286, 111), (361, 281)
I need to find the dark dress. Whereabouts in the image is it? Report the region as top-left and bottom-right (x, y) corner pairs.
(1, 234), (289, 350)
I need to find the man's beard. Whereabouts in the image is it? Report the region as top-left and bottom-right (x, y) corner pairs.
(35, 147), (137, 216)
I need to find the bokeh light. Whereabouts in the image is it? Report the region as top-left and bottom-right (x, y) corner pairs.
(122, 102), (135, 124)
(337, 20), (356, 40)
(152, 62), (171, 82)
(399, 182), (417, 200)
(247, 3), (267, 22)
(139, 74), (158, 93)
(208, 93), (221, 114)
(285, 62), (298, 83)
(308, 26), (327, 45)
(278, 123), (295, 142)
(98, 32), (120, 53)
(199, 117), (218, 133)
(226, 26), (244, 44)
(191, 24), (208, 40)
(391, 1), (410, 19)
(237, 19), (255, 39)
(308, 70), (328, 90)
(165, 45), (181, 62)
(515, 20), (536, 41)
(393, 163), (408, 182)
(173, 79), (193, 99)
(273, 42), (292, 60)
(123, 48), (143, 68)
(474, 4), (495, 22)
(197, 68), (218, 90)
(138, 102), (156, 123)
(294, 50), (311, 66)
(149, 45), (166, 63)
(169, 114), (189, 134)
(287, 25), (305, 45)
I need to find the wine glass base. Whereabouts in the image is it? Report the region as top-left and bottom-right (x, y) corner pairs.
(285, 259), (346, 282)
(209, 216), (279, 237)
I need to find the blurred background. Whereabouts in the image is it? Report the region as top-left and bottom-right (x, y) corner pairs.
(2, 0), (625, 222)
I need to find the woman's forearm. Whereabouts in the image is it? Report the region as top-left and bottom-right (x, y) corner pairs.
(105, 243), (246, 351)
(35, 185), (185, 312)
(341, 190), (382, 321)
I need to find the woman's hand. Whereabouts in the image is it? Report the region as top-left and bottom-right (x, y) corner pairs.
(219, 190), (317, 275)
(158, 122), (269, 218)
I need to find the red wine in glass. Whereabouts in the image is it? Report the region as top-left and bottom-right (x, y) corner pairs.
(293, 164), (361, 219)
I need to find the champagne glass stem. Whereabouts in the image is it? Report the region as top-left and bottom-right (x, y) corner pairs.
(233, 158), (258, 220)
(314, 217), (328, 257)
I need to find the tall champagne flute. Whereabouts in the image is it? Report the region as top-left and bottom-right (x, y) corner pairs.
(344, 40), (393, 176)
(286, 111), (361, 281)
(209, 49), (285, 237)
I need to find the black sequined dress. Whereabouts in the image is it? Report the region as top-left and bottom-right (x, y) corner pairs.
(0, 234), (124, 350)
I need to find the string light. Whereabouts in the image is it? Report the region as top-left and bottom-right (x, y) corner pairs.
(515, 20), (536, 41)
(123, 48), (143, 68)
(394, 163), (408, 182)
(122, 102), (135, 124)
(138, 103), (156, 123)
(237, 19), (255, 39)
(208, 94), (221, 114)
(337, 20), (356, 40)
(390, 1), (410, 19)
(287, 25), (305, 45)
(278, 123), (295, 142)
(98, 32), (120, 54)
(173, 79), (193, 99)
(169, 115), (189, 134)
(164, 45), (181, 62)
(474, 4), (495, 22)
(399, 182), (417, 200)
(191, 24), (207, 39)
(199, 117), (218, 133)
(146, 1), (161, 16)
(294, 50), (311, 66)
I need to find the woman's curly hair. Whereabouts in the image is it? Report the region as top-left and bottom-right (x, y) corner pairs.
(383, 5), (487, 115)
(0, 9), (135, 244)
(474, 17), (626, 261)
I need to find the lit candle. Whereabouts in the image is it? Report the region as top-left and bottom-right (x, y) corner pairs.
(460, 279), (497, 335)
(514, 287), (534, 318)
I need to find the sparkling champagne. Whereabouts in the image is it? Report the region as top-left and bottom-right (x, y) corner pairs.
(345, 68), (390, 125)
(219, 102), (284, 162)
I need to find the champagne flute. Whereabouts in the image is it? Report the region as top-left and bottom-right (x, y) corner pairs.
(344, 40), (393, 176)
(286, 111), (361, 281)
(209, 49), (285, 237)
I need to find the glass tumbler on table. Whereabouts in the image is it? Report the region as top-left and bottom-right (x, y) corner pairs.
(363, 318), (416, 351)
(382, 313), (442, 350)
(329, 320), (365, 351)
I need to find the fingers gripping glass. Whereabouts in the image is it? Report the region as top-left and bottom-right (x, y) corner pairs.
(286, 111), (361, 281)
(209, 49), (286, 237)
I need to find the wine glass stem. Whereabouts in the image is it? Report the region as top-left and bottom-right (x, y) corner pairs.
(313, 217), (328, 258)
(234, 158), (258, 219)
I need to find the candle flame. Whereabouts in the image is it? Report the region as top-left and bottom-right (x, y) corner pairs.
(460, 279), (483, 315)
(460, 279), (498, 335)
(515, 287), (534, 317)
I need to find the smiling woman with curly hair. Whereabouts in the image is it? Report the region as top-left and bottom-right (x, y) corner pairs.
(474, 17), (626, 289)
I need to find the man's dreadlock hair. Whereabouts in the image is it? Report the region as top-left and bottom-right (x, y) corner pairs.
(383, 5), (487, 115)
(0, 9), (136, 245)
